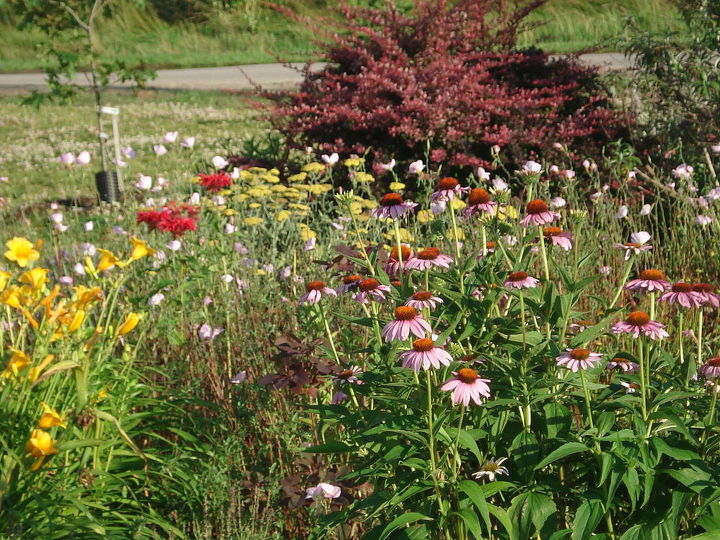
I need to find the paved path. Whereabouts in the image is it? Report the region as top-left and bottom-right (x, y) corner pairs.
(0, 54), (633, 91)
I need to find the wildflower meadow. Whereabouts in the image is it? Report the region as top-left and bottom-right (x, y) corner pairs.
(1, 1), (720, 539)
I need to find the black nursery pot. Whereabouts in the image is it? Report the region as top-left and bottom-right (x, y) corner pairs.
(95, 170), (120, 203)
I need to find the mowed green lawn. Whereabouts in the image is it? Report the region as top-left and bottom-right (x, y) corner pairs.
(0, 0), (685, 72)
(0, 89), (264, 209)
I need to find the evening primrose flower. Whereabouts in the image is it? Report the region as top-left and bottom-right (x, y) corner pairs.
(129, 237), (155, 261)
(615, 231), (652, 259)
(4, 237), (40, 268)
(38, 402), (66, 429)
(306, 482), (341, 499)
(117, 313), (141, 336)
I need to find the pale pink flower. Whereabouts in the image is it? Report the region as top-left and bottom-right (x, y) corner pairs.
(58, 152), (75, 166)
(625, 269), (671, 293)
(379, 158), (396, 171)
(198, 323), (223, 341)
(404, 247), (453, 271)
(441, 368), (491, 406)
(696, 215), (713, 226)
(148, 293), (165, 306)
(181, 137), (195, 148)
(614, 205), (628, 219)
(321, 152), (339, 166)
(521, 160), (542, 175)
(476, 167), (491, 181)
(153, 144), (168, 156)
(382, 306), (431, 342)
(640, 204), (652, 216)
(408, 160), (425, 174)
(660, 282), (703, 308)
(504, 271), (539, 290)
(75, 151), (91, 166)
(672, 164), (693, 180)
(520, 199), (560, 228)
(612, 311), (668, 340)
(615, 231), (652, 259)
(135, 174), (152, 190)
(405, 291), (443, 311)
(550, 197), (566, 209)
(306, 483), (341, 499)
(163, 131), (178, 143)
(400, 338), (452, 371)
(299, 280), (337, 305)
(556, 348), (603, 372)
(211, 156), (228, 169)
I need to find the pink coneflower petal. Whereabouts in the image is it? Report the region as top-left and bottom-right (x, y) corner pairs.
(441, 368), (491, 406)
(399, 338), (453, 371)
(611, 311), (668, 340)
(404, 248), (453, 271)
(520, 200), (560, 228)
(555, 348), (602, 372)
(382, 306), (431, 342)
(625, 269), (671, 293)
(503, 271), (540, 290)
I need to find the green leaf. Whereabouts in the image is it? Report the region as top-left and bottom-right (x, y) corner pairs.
(650, 437), (699, 461)
(455, 509), (483, 539)
(535, 442), (589, 470)
(303, 441), (355, 453)
(488, 503), (515, 539)
(377, 513), (433, 540)
(620, 526), (649, 540)
(459, 479), (491, 532)
(510, 431), (539, 481)
(571, 498), (604, 540)
(544, 402), (572, 440)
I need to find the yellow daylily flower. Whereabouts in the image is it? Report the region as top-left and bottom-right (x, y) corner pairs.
(19, 267), (49, 291)
(129, 237), (155, 261)
(28, 354), (55, 383)
(26, 429), (58, 471)
(0, 270), (11, 292)
(2, 348), (31, 378)
(4, 237), (40, 268)
(66, 309), (85, 332)
(73, 285), (103, 309)
(1, 285), (26, 309)
(97, 249), (120, 272)
(38, 402), (66, 429)
(117, 312), (141, 336)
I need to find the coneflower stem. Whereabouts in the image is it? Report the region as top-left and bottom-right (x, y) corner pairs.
(580, 369), (595, 432)
(698, 309), (704, 371)
(449, 206), (465, 294)
(348, 207), (375, 276)
(393, 219), (404, 279)
(638, 338), (648, 423)
(609, 259), (633, 309)
(318, 303), (340, 365)
(451, 406), (466, 480)
(538, 226), (550, 282)
(425, 370), (442, 505)
(678, 311), (685, 367)
(481, 224), (487, 257)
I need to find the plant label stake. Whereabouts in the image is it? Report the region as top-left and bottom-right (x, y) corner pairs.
(95, 106), (123, 204)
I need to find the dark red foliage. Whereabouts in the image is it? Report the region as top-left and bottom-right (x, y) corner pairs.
(267, 0), (625, 172)
(198, 172), (233, 192)
(137, 203), (200, 238)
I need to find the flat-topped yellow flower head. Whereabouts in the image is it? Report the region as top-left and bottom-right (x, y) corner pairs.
(4, 237), (39, 268)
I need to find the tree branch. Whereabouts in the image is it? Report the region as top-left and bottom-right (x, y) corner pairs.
(50, 1), (90, 32)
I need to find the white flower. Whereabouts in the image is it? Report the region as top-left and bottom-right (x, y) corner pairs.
(305, 482), (341, 499)
(58, 152), (75, 166)
(640, 204), (652, 216)
(321, 152), (339, 166)
(614, 205), (628, 219)
(181, 136), (195, 148)
(631, 231), (651, 244)
(135, 174), (152, 191)
(599, 265), (612, 275)
(476, 167), (491, 181)
(589, 191), (602, 201)
(188, 192), (201, 205)
(304, 237), (316, 251)
(503, 235), (518, 246)
(163, 131), (178, 143)
(148, 293), (165, 306)
(198, 323), (223, 341)
(153, 144), (168, 156)
(707, 186), (720, 201)
(81, 243), (96, 257)
(122, 146), (136, 159)
(564, 169), (576, 179)
(549, 165), (560, 174)
(167, 240), (182, 252)
(550, 197), (566, 209)
(491, 178), (508, 191)
(408, 160), (425, 174)
(521, 160), (542, 174)
(712, 144), (720, 154)
(83, 221), (94, 232)
(73, 262), (86, 275)
(220, 274), (234, 283)
(696, 215), (713, 226)
(379, 158), (396, 171)
(157, 177), (168, 188)
(211, 156), (229, 169)
(471, 457), (509, 482)
(211, 195), (225, 206)
(672, 163), (694, 180)
(224, 224), (236, 234)
(230, 167), (241, 179)
(75, 151), (91, 166)
(50, 213), (64, 224)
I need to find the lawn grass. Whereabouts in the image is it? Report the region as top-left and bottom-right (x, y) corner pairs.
(0, 89), (265, 209)
(0, 0), (686, 72)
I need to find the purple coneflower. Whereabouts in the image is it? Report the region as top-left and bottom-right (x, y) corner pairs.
(606, 357), (639, 373)
(371, 193), (418, 219)
(543, 226), (573, 251)
(399, 338), (452, 371)
(625, 269), (671, 293)
(354, 278), (391, 304)
(431, 177), (470, 203)
(700, 357), (720, 379)
(382, 306), (431, 342)
(471, 457), (509, 482)
(614, 231), (652, 260)
(503, 271), (540, 290)
(441, 368), (491, 406)
(333, 366), (363, 385)
(405, 247), (453, 271)
(405, 291), (443, 311)
(612, 311), (669, 340)
(463, 188), (497, 218)
(660, 282), (703, 308)
(568, 319), (594, 332)
(693, 283), (720, 307)
(336, 274), (363, 294)
(384, 244), (414, 276)
(299, 280), (337, 305)
(555, 348), (603, 372)
(519, 199), (560, 228)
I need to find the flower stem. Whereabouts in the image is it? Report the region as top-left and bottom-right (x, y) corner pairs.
(638, 338), (648, 423)
(609, 259), (633, 309)
(698, 309), (704, 371)
(393, 219), (404, 279)
(538, 226), (550, 282)
(425, 369), (442, 506)
(580, 369), (595, 431)
(449, 206), (464, 294)
(318, 303), (340, 365)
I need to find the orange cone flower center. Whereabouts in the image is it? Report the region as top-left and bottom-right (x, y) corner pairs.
(457, 368), (478, 384)
(508, 271), (528, 282)
(306, 280), (326, 292)
(417, 247), (441, 260)
(412, 291), (433, 301)
(526, 199), (549, 214)
(412, 338), (435, 352)
(708, 357), (720, 367)
(343, 274), (362, 284)
(671, 282), (693, 293)
(624, 242), (642, 248)
(543, 226), (562, 237)
(359, 278), (380, 292)
(486, 241), (496, 250)
(395, 306), (418, 320)
(570, 348), (591, 360)
(391, 244), (412, 261)
(693, 283), (713, 293)
(639, 269), (665, 281)
(468, 188), (492, 205)
(627, 311), (651, 326)
(380, 193), (404, 206)
(436, 177), (459, 191)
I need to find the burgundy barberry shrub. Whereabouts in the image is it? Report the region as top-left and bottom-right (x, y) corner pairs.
(267, 0), (625, 173)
